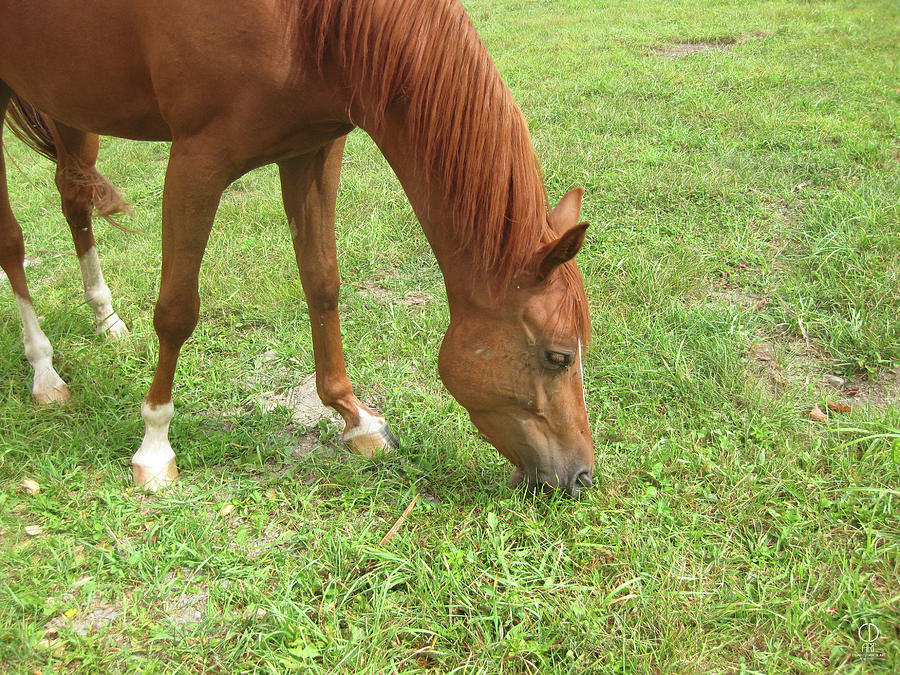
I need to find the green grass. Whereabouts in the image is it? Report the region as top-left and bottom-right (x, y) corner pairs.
(2, 0), (898, 671)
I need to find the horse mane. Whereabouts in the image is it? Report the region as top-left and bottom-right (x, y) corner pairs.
(282, 0), (589, 341)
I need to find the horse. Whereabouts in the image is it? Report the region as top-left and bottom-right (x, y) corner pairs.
(0, 0), (594, 496)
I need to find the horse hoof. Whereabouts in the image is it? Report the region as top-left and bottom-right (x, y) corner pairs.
(98, 315), (129, 339)
(33, 381), (71, 405)
(343, 413), (399, 457)
(132, 459), (178, 491)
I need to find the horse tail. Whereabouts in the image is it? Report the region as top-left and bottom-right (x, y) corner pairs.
(5, 93), (142, 235)
(5, 93), (57, 161)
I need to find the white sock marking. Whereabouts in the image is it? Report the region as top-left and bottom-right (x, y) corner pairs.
(15, 294), (68, 402)
(132, 400), (176, 469)
(78, 247), (127, 336)
(342, 407), (387, 442)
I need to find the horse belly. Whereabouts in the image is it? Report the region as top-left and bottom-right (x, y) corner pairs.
(0, 2), (170, 140)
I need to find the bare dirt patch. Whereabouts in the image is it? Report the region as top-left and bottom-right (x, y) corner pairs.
(747, 337), (822, 397)
(356, 278), (432, 307)
(837, 368), (900, 410)
(356, 279), (395, 304)
(746, 337), (899, 411)
(43, 598), (125, 638)
(708, 286), (765, 311)
(164, 589), (209, 625)
(209, 349), (342, 430)
(256, 374), (341, 428)
(654, 41), (734, 58)
(396, 290), (431, 306)
(653, 31), (771, 59)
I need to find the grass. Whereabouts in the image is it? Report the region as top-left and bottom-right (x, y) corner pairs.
(1, 0), (898, 671)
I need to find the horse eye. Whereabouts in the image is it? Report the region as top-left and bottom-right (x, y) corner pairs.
(546, 351), (572, 369)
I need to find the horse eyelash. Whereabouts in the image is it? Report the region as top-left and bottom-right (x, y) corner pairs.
(546, 351), (572, 369)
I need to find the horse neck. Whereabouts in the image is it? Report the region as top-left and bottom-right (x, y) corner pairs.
(366, 112), (507, 313)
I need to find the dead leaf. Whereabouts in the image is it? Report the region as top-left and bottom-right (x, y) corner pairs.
(219, 503), (235, 517)
(20, 479), (40, 495)
(756, 354), (772, 362)
(843, 385), (860, 396)
(793, 181), (808, 192)
(24, 525), (44, 536)
(808, 405), (828, 423)
(826, 401), (851, 414)
(755, 298), (767, 311)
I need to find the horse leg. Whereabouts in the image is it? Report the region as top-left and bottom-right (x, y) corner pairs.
(278, 139), (399, 456)
(0, 85), (70, 403)
(131, 143), (227, 490)
(51, 123), (129, 337)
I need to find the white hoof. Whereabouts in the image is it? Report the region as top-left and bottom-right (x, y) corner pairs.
(98, 314), (129, 338)
(15, 294), (69, 405)
(132, 400), (177, 489)
(32, 369), (70, 405)
(34, 383), (71, 405)
(132, 458), (178, 491)
(342, 408), (399, 457)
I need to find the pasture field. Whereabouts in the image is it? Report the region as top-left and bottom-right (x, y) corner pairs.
(1, 0), (898, 672)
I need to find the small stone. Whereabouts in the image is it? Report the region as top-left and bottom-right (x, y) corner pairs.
(20, 479), (40, 495)
(24, 525), (44, 536)
(823, 374), (846, 388)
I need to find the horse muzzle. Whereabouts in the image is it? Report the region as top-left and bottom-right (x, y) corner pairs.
(508, 463), (594, 498)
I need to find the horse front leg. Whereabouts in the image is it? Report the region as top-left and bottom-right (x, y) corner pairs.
(278, 140), (398, 456)
(52, 123), (129, 337)
(131, 143), (227, 490)
(0, 87), (69, 403)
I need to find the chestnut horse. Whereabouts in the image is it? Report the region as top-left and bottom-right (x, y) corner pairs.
(0, 0), (594, 495)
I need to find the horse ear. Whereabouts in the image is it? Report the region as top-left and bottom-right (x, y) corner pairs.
(550, 187), (584, 232)
(536, 223), (589, 281)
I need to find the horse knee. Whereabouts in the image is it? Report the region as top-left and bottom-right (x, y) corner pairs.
(153, 295), (199, 346)
(304, 278), (340, 313)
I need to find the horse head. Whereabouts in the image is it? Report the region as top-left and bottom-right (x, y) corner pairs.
(438, 188), (594, 496)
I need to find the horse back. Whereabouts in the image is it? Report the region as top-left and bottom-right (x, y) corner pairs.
(0, 0), (332, 151)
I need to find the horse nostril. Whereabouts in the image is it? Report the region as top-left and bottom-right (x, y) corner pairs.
(574, 469), (593, 489)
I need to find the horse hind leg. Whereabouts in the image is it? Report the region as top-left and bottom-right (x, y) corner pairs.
(51, 123), (130, 337)
(0, 86), (70, 403)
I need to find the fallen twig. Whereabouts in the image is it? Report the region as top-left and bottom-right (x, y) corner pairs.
(379, 494), (419, 545)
